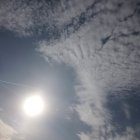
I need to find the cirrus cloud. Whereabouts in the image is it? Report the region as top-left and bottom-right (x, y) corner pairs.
(38, 0), (140, 139)
(0, 120), (17, 140)
(0, 0), (140, 139)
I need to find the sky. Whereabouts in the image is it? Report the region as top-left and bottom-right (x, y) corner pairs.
(0, 0), (140, 140)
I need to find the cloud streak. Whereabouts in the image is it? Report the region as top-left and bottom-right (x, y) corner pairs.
(0, 120), (16, 140)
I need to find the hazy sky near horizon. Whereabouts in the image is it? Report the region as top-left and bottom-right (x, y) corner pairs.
(0, 0), (140, 140)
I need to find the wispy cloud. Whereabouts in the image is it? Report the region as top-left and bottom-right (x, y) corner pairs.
(0, 0), (99, 37)
(0, 120), (17, 140)
(79, 126), (139, 140)
(38, 0), (140, 139)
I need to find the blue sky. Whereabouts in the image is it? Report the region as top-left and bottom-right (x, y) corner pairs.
(0, 0), (140, 140)
(0, 30), (89, 140)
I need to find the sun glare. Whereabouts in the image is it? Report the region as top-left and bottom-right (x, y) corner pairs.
(23, 95), (45, 117)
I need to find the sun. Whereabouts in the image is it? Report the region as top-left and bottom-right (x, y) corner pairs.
(22, 95), (45, 117)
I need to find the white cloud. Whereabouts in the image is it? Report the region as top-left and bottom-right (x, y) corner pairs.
(38, 0), (140, 139)
(0, 120), (17, 140)
(0, 0), (99, 36)
(79, 127), (139, 140)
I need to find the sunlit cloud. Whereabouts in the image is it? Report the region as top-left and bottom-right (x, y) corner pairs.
(38, 0), (140, 139)
(0, 120), (17, 140)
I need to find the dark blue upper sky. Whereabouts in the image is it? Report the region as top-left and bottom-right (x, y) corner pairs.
(0, 30), (49, 86)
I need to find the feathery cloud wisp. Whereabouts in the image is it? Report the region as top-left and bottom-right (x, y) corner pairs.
(39, 0), (140, 139)
(0, 120), (17, 140)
